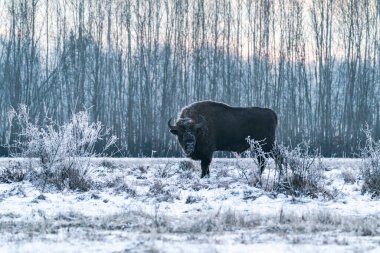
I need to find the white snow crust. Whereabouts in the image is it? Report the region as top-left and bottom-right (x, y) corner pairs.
(0, 158), (379, 252)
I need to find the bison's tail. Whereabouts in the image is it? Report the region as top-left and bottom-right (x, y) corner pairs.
(272, 110), (278, 127)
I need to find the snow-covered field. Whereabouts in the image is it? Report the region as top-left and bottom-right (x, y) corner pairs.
(0, 158), (379, 253)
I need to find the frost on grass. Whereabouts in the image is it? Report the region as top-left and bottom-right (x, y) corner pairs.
(7, 105), (117, 192)
(360, 128), (380, 197)
(1, 158), (380, 252)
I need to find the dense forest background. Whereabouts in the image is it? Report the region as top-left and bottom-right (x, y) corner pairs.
(0, 0), (379, 157)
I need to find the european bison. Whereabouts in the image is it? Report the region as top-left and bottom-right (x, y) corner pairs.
(168, 100), (279, 178)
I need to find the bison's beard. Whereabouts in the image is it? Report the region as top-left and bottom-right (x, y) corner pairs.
(183, 143), (195, 156)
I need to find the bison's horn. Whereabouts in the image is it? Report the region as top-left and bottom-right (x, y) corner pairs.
(168, 117), (176, 130)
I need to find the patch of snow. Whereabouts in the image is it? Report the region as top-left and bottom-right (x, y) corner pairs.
(1, 158), (380, 252)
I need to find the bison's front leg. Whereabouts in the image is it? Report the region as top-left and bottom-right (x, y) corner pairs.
(200, 157), (212, 178)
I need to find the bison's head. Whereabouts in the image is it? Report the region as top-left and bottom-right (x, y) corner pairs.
(168, 117), (204, 156)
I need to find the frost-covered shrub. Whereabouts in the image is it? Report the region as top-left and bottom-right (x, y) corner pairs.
(341, 169), (357, 184)
(0, 161), (27, 183)
(178, 160), (195, 171)
(100, 159), (116, 169)
(156, 160), (196, 179)
(178, 160), (196, 179)
(233, 138), (326, 197)
(360, 128), (380, 197)
(245, 137), (269, 169)
(9, 105), (116, 160)
(275, 142), (326, 197)
(102, 174), (136, 196)
(40, 161), (93, 191)
(148, 180), (179, 202)
(216, 165), (231, 178)
(235, 138), (272, 186)
(191, 180), (209, 191)
(8, 105), (117, 191)
(155, 162), (176, 178)
(185, 195), (202, 204)
(114, 182), (136, 197)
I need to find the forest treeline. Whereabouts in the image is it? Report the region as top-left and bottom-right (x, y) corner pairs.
(0, 0), (379, 156)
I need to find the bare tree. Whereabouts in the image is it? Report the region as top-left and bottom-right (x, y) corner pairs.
(0, 0), (379, 157)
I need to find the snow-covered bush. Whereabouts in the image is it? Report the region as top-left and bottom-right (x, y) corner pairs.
(100, 159), (116, 170)
(234, 138), (267, 186)
(178, 160), (196, 179)
(148, 179), (180, 202)
(245, 137), (269, 172)
(360, 128), (380, 197)
(178, 160), (195, 171)
(341, 168), (357, 184)
(275, 142), (326, 197)
(8, 105), (117, 191)
(185, 194), (203, 204)
(155, 163), (177, 178)
(113, 182), (137, 197)
(0, 161), (27, 183)
(242, 138), (326, 197)
(40, 161), (93, 191)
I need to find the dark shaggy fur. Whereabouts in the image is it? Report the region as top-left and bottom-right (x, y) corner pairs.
(169, 101), (278, 178)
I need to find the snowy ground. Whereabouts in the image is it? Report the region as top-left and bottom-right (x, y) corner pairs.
(0, 157), (379, 253)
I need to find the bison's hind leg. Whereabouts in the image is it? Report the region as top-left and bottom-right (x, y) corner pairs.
(200, 157), (212, 178)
